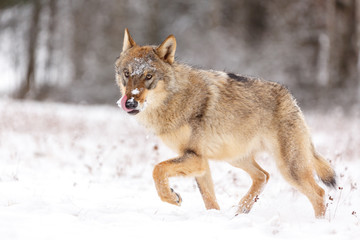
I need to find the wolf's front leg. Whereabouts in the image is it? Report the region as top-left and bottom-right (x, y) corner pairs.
(152, 150), (206, 206)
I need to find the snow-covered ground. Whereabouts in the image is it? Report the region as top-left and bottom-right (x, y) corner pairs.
(0, 99), (359, 240)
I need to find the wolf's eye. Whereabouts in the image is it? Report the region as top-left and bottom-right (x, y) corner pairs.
(145, 73), (152, 80)
(123, 70), (130, 78)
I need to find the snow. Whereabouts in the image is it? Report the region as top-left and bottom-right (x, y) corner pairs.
(116, 98), (122, 108)
(131, 88), (140, 95)
(0, 99), (359, 240)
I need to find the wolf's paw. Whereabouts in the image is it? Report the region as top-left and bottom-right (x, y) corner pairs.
(235, 207), (250, 216)
(157, 187), (182, 206)
(235, 202), (252, 216)
(170, 188), (182, 205)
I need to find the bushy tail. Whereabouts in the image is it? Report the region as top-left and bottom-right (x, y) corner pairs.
(312, 147), (336, 188)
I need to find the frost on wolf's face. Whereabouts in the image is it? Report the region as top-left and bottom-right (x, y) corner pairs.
(130, 57), (156, 77)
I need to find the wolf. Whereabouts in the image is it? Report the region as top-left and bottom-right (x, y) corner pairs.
(114, 28), (336, 218)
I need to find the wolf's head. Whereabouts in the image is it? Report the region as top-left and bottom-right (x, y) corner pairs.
(115, 28), (176, 115)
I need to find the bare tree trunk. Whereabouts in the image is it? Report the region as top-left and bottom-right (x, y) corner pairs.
(356, 0), (360, 100)
(70, 0), (88, 83)
(327, 0), (358, 88)
(14, 0), (42, 99)
(147, 0), (160, 43)
(45, 0), (57, 77)
(35, 0), (57, 100)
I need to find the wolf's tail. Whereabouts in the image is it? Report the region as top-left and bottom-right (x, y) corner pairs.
(312, 145), (336, 188)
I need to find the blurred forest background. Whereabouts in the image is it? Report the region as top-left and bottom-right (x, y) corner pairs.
(0, 0), (359, 109)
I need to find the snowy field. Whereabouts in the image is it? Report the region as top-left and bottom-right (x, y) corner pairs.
(0, 99), (359, 240)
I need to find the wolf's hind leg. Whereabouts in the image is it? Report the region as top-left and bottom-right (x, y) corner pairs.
(274, 147), (326, 218)
(153, 150), (206, 206)
(230, 156), (270, 215)
(195, 160), (220, 210)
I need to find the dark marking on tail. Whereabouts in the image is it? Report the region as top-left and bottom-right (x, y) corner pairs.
(322, 175), (337, 189)
(227, 73), (248, 82)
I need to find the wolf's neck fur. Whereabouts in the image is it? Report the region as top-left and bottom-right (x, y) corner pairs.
(137, 62), (210, 135)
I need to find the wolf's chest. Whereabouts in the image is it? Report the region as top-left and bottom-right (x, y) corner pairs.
(159, 124), (191, 154)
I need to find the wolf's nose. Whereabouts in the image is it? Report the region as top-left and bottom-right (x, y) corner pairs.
(125, 98), (138, 109)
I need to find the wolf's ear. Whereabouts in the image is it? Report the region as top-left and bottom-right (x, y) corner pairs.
(156, 35), (176, 64)
(122, 28), (136, 52)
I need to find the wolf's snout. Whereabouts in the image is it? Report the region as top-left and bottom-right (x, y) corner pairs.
(125, 98), (138, 109)
(118, 95), (139, 114)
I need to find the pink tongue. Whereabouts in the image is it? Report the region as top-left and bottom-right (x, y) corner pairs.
(119, 95), (133, 112)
